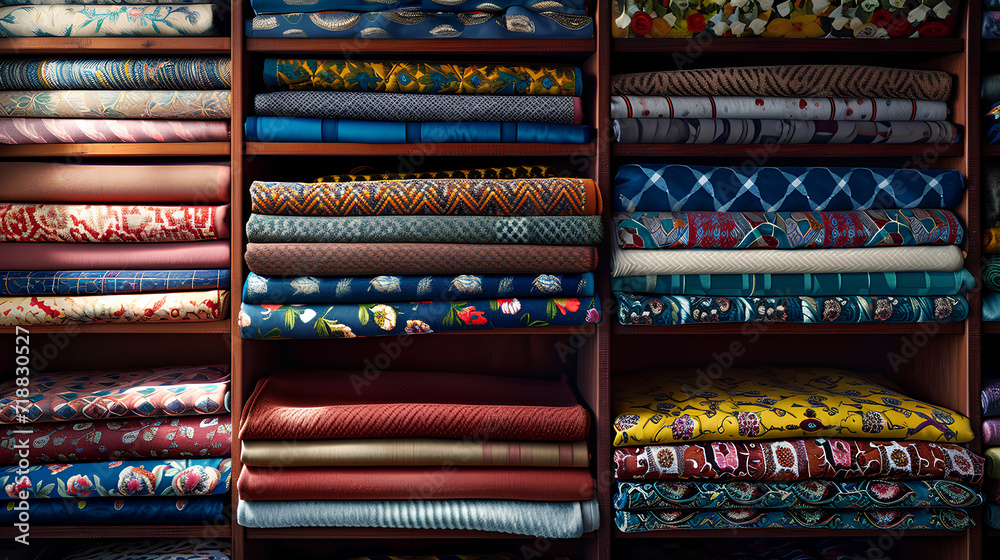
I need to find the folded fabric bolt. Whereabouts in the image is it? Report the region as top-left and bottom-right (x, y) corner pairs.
(985, 291), (1000, 322)
(0, 240), (231, 270)
(610, 271), (976, 297)
(251, 177), (601, 217)
(615, 507), (973, 532)
(613, 367), (974, 446)
(0, 364), (229, 424)
(613, 119), (958, 144)
(254, 91), (581, 124)
(987, 448), (1000, 478)
(985, 227), (1000, 252)
(263, 60), (581, 96)
(0, 90), (231, 119)
(610, 66), (953, 102)
(240, 439), (589, 468)
(610, 96), (948, 121)
(613, 479), (982, 510)
(0, 204), (229, 242)
(610, 243), (964, 276)
(238, 466), (595, 501)
(1, 458), (230, 498)
(614, 164), (965, 213)
(236, 498), (599, 538)
(250, 0), (587, 15)
(0, 290), (230, 326)
(984, 418), (1000, 444)
(239, 295), (601, 338)
(244, 8), (593, 39)
(614, 209), (962, 250)
(60, 540), (232, 560)
(245, 243), (599, 276)
(615, 293), (968, 325)
(0, 270), (231, 296)
(0, 416), (231, 463)
(0, 118), (229, 144)
(0, 58), (231, 90)
(0, 496), (226, 523)
(990, 503), (1000, 529)
(985, 11), (1000, 38)
(986, 479), (1000, 502)
(244, 117), (590, 144)
(314, 165), (556, 183)
(239, 369), (589, 441)
(614, 440), (984, 483)
(243, 272), (595, 304)
(0, 4), (216, 36)
(0, 162), (230, 203)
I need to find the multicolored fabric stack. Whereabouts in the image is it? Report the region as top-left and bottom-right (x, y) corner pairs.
(981, 378), (1000, 527)
(239, 165), (602, 338)
(611, 367), (983, 532)
(246, 60), (590, 144)
(245, 1), (593, 39)
(237, 369), (599, 537)
(0, 161), (231, 325)
(0, 2), (217, 37)
(610, 164), (972, 326)
(0, 364), (232, 524)
(610, 65), (958, 145)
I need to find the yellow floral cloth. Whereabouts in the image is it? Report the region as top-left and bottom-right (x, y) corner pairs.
(612, 367), (973, 446)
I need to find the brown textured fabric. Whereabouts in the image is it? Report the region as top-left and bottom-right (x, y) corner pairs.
(245, 243), (598, 276)
(239, 369), (591, 441)
(610, 65), (952, 102)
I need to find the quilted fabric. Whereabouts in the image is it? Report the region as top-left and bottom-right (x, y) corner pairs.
(0, 270), (231, 296)
(250, 0), (587, 15)
(251, 178), (600, 217)
(244, 117), (591, 143)
(0, 58), (231, 90)
(0, 90), (230, 119)
(0, 290), (230, 326)
(614, 164), (965, 213)
(612, 368), (974, 446)
(0, 458), (230, 498)
(613, 118), (958, 144)
(610, 96), (948, 121)
(614, 209), (962, 249)
(0, 4), (216, 36)
(616, 508), (973, 532)
(0, 204), (228, 242)
(615, 293), (968, 325)
(0, 496), (226, 523)
(314, 165), (555, 183)
(0, 118), (229, 144)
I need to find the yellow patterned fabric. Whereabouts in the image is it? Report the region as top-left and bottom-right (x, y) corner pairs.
(612, 367), (973, 446)
(985, 227), (1000, 253)
(314, 165), (556, 184)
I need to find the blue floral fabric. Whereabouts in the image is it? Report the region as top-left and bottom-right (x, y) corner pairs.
(0, 270), (230, 296)
(244, 117), (590, 143)
(0, 496), (225, 523)
(616, 508), (974, 532)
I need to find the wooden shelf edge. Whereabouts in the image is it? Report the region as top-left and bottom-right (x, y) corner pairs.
(0, 37), (231, 54)
(984, 145), (1000, 157)
(613, 38), (964, 54)
(0, 524), (232, 539)
(612, 144), (964, 158)
(0, 321), (231, 335)
(984, 321), (1000, 334)
(985, 40), (1000, 53)
(612, 323), (966, 336)
(613, 528), (968, 538)
(245, 38), (595, 55)
(0, 142), (232, 157)
(247, 527), (597, 539)
(245, 142), (597, 157)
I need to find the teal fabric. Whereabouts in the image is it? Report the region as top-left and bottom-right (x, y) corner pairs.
(616, 508), (974, 532)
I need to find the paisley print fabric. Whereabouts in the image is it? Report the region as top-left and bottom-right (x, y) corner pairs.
(613, 118), (958, 144)
(313, 165), (555, 183)
(0, 58), (231, 90)
(0, 458), (230, 498)
(0, 90), (230, 119)
(0, 290), (230, 326)
(0, 4), (216, 36)
(610, 96), (948, 121)
(615, 507), (973, 532)
(0, 495), (225, 522)
(0, 204), (228, 243)
(0, 270), (230, 296)
(612, 368), (974, 446)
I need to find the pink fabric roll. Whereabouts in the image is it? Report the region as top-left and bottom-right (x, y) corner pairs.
(0, 163), (230, 203)
(573, 97), (583, 125)
(0, 118), (229, 144)
(0, 240), (231, 269)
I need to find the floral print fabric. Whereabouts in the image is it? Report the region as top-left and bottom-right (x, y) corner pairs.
(0, 58), (231, 90)
(0, 495), (225, 522)
(0, 4), (216, 36)
(615, 507), (973, 532)
(250, 0), (586, 15)
(0, 270), (230, 296)
(0, 204), (228, 243)
(0, 290), (230, 326)
(0, 90), (230, 119)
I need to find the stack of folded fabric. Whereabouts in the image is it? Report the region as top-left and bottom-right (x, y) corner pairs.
(0, 58), (230, 144)
(982, 378), (1000, 528)
(612, 367), (984, 532)
(0, 161), (231, 325)
(239, 165), (602, 338)
(984, 165), (1000, 321)
(0, 364), (232, 524)
(237, 369), (599, 537)
(611, 164), (971, 325)
(610, 65), (958, 145)
(245, 2), (593, 39)
(0, 3), (217, 37)
(246, 60), (590, 145)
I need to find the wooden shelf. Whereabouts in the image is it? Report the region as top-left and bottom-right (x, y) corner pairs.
(245, 39), (594, 56)
(613, 323), (966, 336)
(613, 528), (966, 538)
(613, 38), (964, 54)
(984, 322), (1000, 334)
(612, 144), (964, 158)
(985, 41), (1000, 53)
(246, 142), (596, 157)
(0, 524), (232, 539)
(0, 143), (231, 158)
(0, 321), (230, 335)
(984, 145), (1000, 158)
(986, 527), (1000, 538)
(247, 528), (596, 539)
(0, 37), (231, 55)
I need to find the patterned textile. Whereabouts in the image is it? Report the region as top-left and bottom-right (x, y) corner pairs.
(614, 164), (965, 213)
(614, 440), (984, 483)
(0, 58), (231, 90)
(0, 204), (228, 243)
(0, 270), (230, 296)
(610, 243), (965, 276)
(0, 4), (216, 36)
(264, 60), (580, 96)
(244, 117), (591, 144)
(0, 90), (230, 119)
(0, 364), (229, 424)
(245, 8), (594, 39)
(314, 165), (555, 183)
(250, 0), (586, 15)
(254, 91), (580, 124)
(237, 498), (600, 538)
(243, 272), (595, 304)
(610, 271), (976, 297)
(985, 167), (1000, 226)
(985, 378), (1000, 417)
(1, 458), (230, 498)
(246, 214), (604, 245)
(986, 291), (1000, 322)
(610, 66), (953, 102)
(985, 11), (1000, 38)
(252, 178), (600, 217)
(0, 118), (229, 144)
(987, 448), (1000, 479)
(0, 241), (231, 270)
(239, 296), (601, 338)
(615, 508), (973, 532)
(245, 244), (598, 276)
(61, 541), (231, 560)
(0, 416), (231, 463)
(614, 293), (968, 325)
(985, 227), (1000, 253)
(984, 418), (1000, 444)
(613, 479), (982, 510)
(989, 503), (1000, 529)
(613, 0), (958, 39)
(0, 496), (226, 523)
(610, 96), (948, 121)
(614, 210), (961, 250)
(612, 368), (973, 446)
(0, 290), (230, 326)
(613, 118), (958, 144)
(240, 439), (590, 467)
